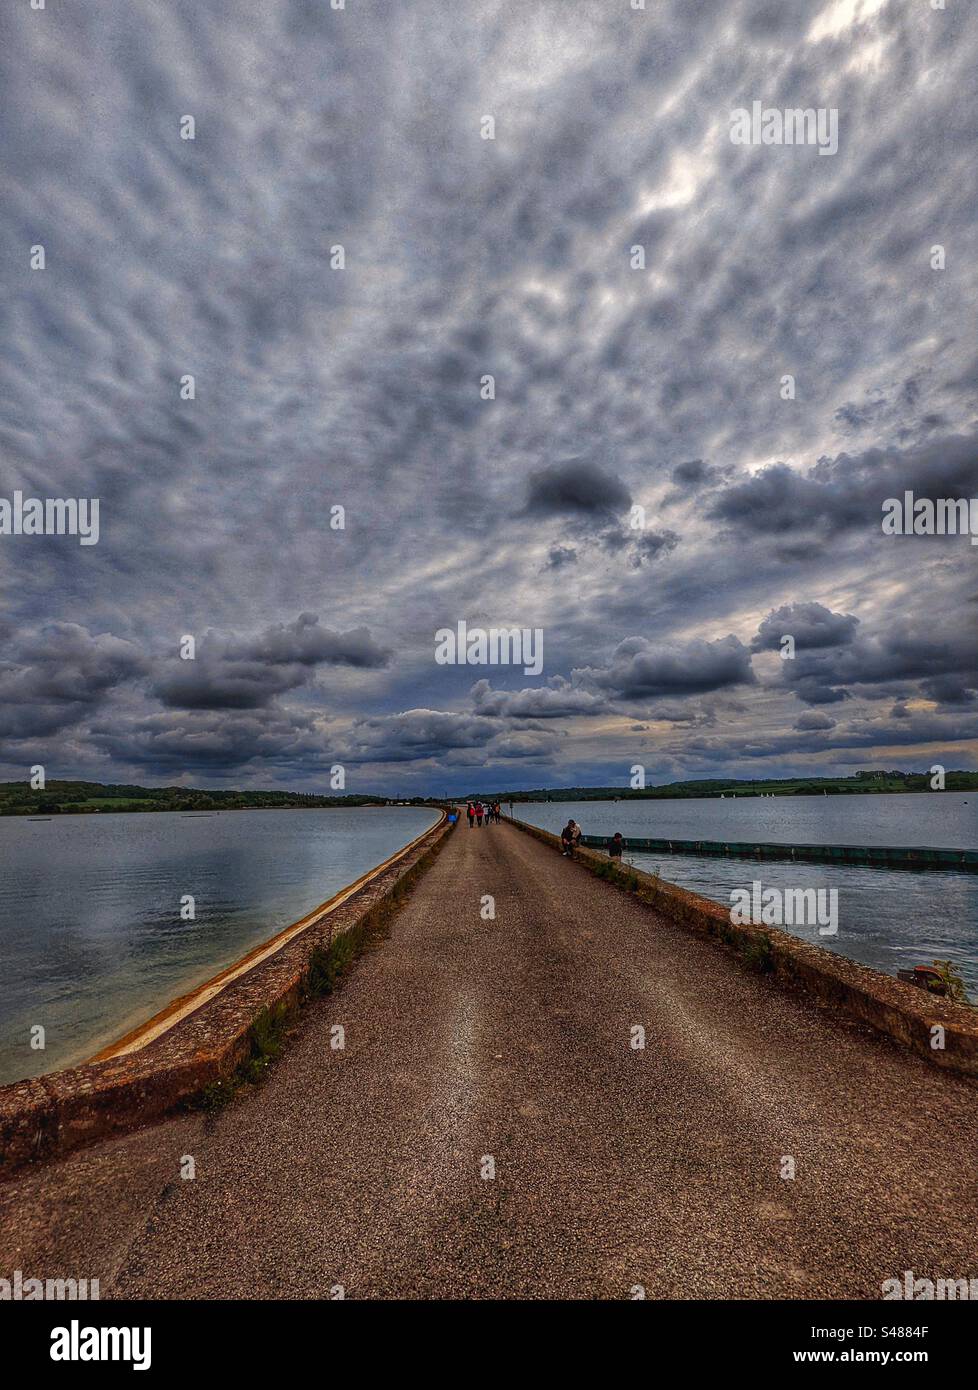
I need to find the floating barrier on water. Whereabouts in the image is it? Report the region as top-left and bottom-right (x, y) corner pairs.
(577, 835), (978, 871)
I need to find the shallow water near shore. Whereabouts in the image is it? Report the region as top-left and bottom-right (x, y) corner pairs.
(0, 806), (438, 1085)
(514, 794), (978, 999)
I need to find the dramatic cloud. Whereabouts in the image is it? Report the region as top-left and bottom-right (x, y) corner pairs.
(794, 712), (836, 732)
(154, 615), (390, 710)
(2, 0), (976, 792)
(575, 636), (756, 701)
(0, 624), (146, 742)
(471, 676), (605, 719)
(523, 458), (632, 520)
(775, 618), (978, 707)
(752, 603), (859, 653)
(709, 432), (978, 540)
(337, 708), (559, 769)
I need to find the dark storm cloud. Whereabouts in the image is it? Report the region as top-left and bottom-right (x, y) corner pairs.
(752, 602), (859, 652)
(153, 615), (390, 710)
(790, 678), (853, 707)
(920, 676), (977, 708)
(522, 458), (632, 521)
(709, 430), (978, 538)
(3, 0), (977, 789)
(224, 615), (390, 670)
(575, 635), (756, 701)
(90, 707), (327, 774)
(794, 711), (836, 732)
(0, 624), (146, 743)
(671, 460), (714, 489)
(773, 616), (978, 708)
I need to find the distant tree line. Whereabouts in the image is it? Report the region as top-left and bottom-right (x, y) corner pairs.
(0, 780), (394, 816)
(472, 771), (978, 803)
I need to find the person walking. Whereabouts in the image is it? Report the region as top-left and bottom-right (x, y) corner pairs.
(466, 802), (475, 829)
(475, 801), (484, 827)
(607, 831), (624, 859)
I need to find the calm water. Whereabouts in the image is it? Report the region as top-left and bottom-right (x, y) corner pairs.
(0, 806), (437, 1085)
(514, 795), (978, 999)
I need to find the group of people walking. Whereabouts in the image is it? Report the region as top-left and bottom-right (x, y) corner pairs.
(454, 803), (625, 863)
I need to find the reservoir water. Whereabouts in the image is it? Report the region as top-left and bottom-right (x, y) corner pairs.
(0, 806), (437, 1085)
(513, 793), (978, 1000)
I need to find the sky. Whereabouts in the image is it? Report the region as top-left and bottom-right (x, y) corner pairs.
(1, 0), (976, 797)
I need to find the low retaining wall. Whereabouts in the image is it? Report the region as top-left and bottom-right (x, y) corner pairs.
(0, 812), (451, 1177)
(509, 817), (978, 1078)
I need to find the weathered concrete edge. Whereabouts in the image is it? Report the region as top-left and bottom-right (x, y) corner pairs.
(508, 817), (978, 1078)
(0, 813), (453, 1177)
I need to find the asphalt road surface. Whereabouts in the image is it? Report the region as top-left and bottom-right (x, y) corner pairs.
(3, 820), (977, 1299)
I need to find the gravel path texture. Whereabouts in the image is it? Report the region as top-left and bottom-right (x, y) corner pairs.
(2, 819), (976, 1300)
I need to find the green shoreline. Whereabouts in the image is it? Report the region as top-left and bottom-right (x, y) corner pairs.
(3, 771), (975, 817)
(473, 771), (978, 802)
(0, 780), (433, 817)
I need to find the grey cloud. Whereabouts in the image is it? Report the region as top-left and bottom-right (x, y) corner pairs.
(630, 530), (680, 567)
(0, 624), (146, 744)
(523, 458), (632, 520)
(575, 635), (756, 701)
(89, 706), (326, 774)
(546, 545), (578, 569)
(780, 619), (978, 708)
(752, 602), (859, 653)
(225, 615), (390, 670)
(153, 615), (390, 710)
(338, 708), (557, 768)
(709, 431), (978, 539)
(470, 677), (605, 719)
(2, 0), (977, 789)
(794, 712), (836, 732)
(671, 460), (712, 488)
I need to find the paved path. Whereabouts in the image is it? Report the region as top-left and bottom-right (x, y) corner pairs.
(3, 821), (977, 1299)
